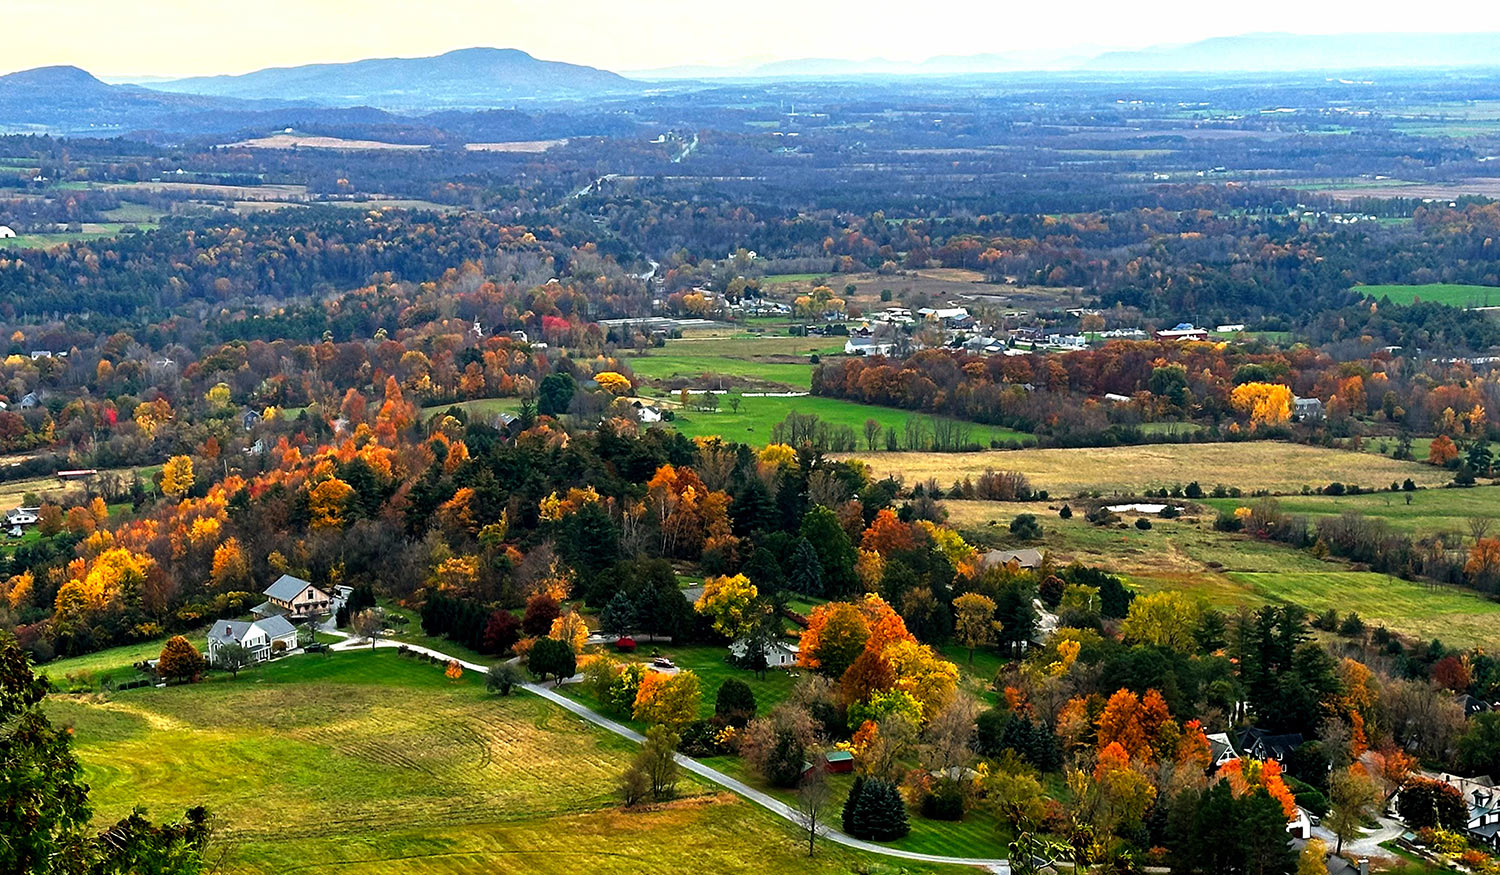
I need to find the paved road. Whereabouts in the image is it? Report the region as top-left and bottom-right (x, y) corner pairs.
(326, 634), (1011, 872)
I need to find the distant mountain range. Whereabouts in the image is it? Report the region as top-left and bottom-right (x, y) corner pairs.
(6, 34), (1500, 139)
(149, 48), (635, 109)
(630, 32), (1500, 78)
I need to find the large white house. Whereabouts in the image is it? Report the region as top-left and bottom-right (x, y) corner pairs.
(729, 637), (799, 668)
(255, 574), (332, 618)
(207, 615), (299, 665)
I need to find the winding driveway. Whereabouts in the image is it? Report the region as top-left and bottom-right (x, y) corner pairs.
(325, 633), (1011, 873)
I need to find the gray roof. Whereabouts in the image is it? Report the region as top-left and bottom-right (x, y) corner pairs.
(208, 614), (297, 646)
(208, 619), (254, 646)
(264, 574), (320, 602)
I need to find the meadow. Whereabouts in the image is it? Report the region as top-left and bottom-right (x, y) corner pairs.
(1203, 484), (1500, 537)
(667, 393), (1031, 447)
(943, 498), (1500, 648)
(1354, 282), (1500, 308)
(851, 441), (1446, 497)
(48, 650), (965, 875)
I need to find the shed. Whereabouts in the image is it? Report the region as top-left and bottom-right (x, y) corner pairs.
(824, 750), (854, 773)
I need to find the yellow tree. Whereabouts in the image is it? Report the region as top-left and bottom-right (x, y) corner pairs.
(1230, 382), (1293, 427)
(693, 573), (760, 639)
(633, 670), (701, 729)
(952, 592), (998, 664)
(594, 371), (632, 395)
(445, 659), (463, 682)
(882, 639), (959, 720)
(307, 477), (354, 530)
(160, 455), (195, 498)
(549, 609), (590, 654)
(1120, 591), (1201, 654)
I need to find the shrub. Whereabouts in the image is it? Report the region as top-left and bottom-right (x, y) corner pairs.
(715, 678), (757, 727)
(919, 780), (966, 821)
(486, 662), (523, 695)
(1009, 513), (1043, 540)
(1058, 504), (1073, 519)
(1134, 518), (1152, 530)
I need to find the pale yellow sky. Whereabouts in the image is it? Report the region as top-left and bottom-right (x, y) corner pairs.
(8, 0), (1500, 77)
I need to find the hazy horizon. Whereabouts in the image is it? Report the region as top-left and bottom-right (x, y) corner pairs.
(9, 0), (1500, 79)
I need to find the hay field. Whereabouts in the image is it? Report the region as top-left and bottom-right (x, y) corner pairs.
(49, 650), (962, 874)
(465, 139), (568, 152)
(222, 134), (429, 151)
(853, 441), (1446, 496)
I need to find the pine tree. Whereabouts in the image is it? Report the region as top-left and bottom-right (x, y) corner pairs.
(787, 538), (824, 596)
(862, 779), (910, 840)
(600, 590), (638, 636)
(842, 776), (866, 835)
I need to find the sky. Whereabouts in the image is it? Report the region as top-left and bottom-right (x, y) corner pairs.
(8, 0), (1500, 77)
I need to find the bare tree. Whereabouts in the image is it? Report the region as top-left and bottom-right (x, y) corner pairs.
(351, 608), (383, 649)
(863, 418), (882, 451)
(1470, 515), (1493, 544)
(793, 762), (831, 857)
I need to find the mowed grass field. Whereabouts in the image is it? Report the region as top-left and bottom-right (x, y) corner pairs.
(1355, 283), (1500, 308)
(852, 442), (1446, 497)
(1204, 484), (1500, 537)
(668, 393), (1030, 447)
(620, 335), (844, 391)
(943, 499), (1500, 648)
(48, 650), (964, 875)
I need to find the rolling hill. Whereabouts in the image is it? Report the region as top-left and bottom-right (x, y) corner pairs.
(150, 47), (637, 108)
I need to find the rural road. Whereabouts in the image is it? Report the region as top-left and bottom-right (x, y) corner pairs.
(325, 633), (1012, 873)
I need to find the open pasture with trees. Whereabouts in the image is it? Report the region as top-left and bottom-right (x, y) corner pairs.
(852, 441), (1446, 498)
(944, 498), (1500, 647)
(1205, 485), (1500, 537)
(47, 650), (960, 874)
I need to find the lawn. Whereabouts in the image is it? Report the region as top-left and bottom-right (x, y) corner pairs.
(48, 649), (965, 874)
(852, 441), (1446, 497)
(1354, 283), (1500, 308)
(698, 753), (1013, 859)
(1203, 484), (1500, 538)
(626, 352), (818, 389)
(421, 396), (523, 421)
(668, 393), (1030, 448)
(562, 642), (800, 724)
(37, 634), (192, 687)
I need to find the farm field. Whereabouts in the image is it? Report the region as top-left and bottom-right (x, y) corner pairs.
(756, 267), (1081, 315)
(851, 441), (1446, 497)
(1354, 282), (1500, 308)
(48, 650), (961, 875)
(1203, 484), (1500, 537)
(943, 498), (1500, 647)
(667, 393), (1031, 447)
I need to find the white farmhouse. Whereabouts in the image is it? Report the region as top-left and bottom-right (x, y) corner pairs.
(206, 615), (299, 665)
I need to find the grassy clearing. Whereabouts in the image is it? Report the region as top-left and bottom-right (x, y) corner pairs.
(564, 642), (800, 724)
(667, 394), (1030, 447)
(421, 397), (522, 420)
(49, 650), (961, 874)
(1355, 283), (1500, 308)
(853, 442), (1446, 497)
(625, 352), (817, 389)
(1203, 484), (1500, 537)
(943, 498), (1500, 647)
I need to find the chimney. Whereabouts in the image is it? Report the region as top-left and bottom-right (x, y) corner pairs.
(1358, 859), (1369, 875)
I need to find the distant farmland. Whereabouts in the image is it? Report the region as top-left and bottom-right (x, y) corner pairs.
(1355, 282), (1500, 308)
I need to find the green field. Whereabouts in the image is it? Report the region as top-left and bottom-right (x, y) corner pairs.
(1204, 484), (1500, 537)
(48, 650), (964, 874)
(1355, 283), (1500, 308)
(1226, 571), (1500, 646)
(626, 353), (819, 389)
(667, 393), (1031, 447)
(943, 498), (1500, 648)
